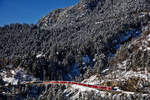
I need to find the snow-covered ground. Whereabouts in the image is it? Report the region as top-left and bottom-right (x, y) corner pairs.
(64, 74), (150, 100)
(0, 67), (36, 85)
(139, 34), (150, 51)
(64, 75), (101, 99)
(105, 55), (150, 82)
(64, 29), (150, 98)
(36, 53), (45, 58)
(63, 28), (149, 99)
(1, 27), (150, 100)
(106, 69), (150, 82)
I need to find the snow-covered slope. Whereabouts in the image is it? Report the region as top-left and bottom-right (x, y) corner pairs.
(63, 26), (150, 100)
(0, 67), (36, 85)
(1, 0), (150, 100)
(64, 75), (150, 100)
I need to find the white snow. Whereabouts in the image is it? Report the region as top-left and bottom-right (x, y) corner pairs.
(147, 47), (150, 50)
(65, 85), (97, 98)
(92, 58), (96, 62)
(138, 33), (150, 51)
(117, 60), (128, 70)
(81, 75), (101, 85)
(3, 77), (18, 85)
(147, 34), (150, 41)
(113, 87), (121, 91)
(64, 75), (101, 99)
(64, 72), (150, 99)
(106, 58), (150, 82)
(56, 52), (59, 55)
(139, 12), (146, 18)
(123, 70), (150, 81)
(63, 29), (150, 99)
(71, 84), (99, 92)
(36, 53), (45, 58)
(126, 30), (150, 52)
(71, 85), (100, 99)
(101, 68), (109, 74)
(95, 21), (102, 24)
(11, 70), (15, 74)
(0, 67), (37, 85)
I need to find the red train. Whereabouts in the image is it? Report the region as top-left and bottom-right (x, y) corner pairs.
(42, 81), (118, 91)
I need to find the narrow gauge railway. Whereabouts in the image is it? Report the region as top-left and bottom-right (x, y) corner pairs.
(0, 81), (120, 96)
(25, 81), (118, 91)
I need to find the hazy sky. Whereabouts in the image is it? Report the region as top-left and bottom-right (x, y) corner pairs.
(0, 0), (79, 26)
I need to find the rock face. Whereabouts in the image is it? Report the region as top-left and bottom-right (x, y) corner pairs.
(0, 0), (150, 100)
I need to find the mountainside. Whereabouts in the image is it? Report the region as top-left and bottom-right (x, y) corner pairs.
(0, 0), (150, 99)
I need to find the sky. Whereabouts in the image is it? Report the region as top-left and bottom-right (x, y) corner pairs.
(0, 0), (79, 26)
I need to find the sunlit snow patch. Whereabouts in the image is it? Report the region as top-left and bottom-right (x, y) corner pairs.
(0, 67), (36, 85)
(36, 53), (45, 58)
(64, 75), (101, 99)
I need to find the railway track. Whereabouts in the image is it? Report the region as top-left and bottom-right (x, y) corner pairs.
(0, 81), (121, 96)
(24, 81), (116, 91)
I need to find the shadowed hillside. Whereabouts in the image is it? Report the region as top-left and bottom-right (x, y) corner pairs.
(0, 0), (150, 99)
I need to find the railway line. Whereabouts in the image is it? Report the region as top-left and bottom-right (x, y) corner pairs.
(24, 81), (117, 91)
(0, 80), (121, 97)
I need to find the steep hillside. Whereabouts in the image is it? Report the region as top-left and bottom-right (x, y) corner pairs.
(0, 0), (150, 81)
(0, 0), (150, 99)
